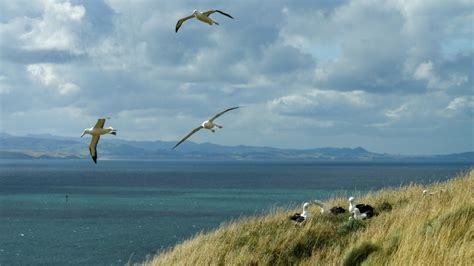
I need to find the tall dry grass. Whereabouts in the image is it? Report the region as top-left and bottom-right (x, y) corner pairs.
(141, 169), (473, 266)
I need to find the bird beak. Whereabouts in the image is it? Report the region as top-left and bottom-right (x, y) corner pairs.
(81, 132), (85, 138)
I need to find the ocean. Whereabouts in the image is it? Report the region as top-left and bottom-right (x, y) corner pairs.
(0, 160), (471, 265)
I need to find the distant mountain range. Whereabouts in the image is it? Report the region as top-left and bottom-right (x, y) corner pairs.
(0, 133), (472, 162)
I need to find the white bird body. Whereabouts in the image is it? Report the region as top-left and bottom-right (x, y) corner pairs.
(81, 118), (116, 164)
(350, 208), (368, 220)
(202, 120), (217, 130)
(301, 202), (311, 219)
(83, 126), (115, 136)
(194, 10), (216, 25)
(348, 197), (356, 213)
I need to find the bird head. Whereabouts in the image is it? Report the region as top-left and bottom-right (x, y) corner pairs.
(192, 10), (198, 15)
(348, 197), (355, 202)
(303, 202), (310, 210)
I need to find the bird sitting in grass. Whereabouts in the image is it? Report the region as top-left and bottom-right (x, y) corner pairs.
(289, 202), (311, 224)
(349, 208), (368, 220)
(348, 197), (374, 218)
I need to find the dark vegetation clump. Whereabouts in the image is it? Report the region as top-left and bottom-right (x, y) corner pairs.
(342, 241), (380, 266)
(337, 219), (365, 236)
(377, 201), (393, 212)
(268, 227), (332, 265)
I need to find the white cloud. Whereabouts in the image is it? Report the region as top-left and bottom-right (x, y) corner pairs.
(0, 0), (472, 154)
(58, 82), (80, 95)
(445, 96), (474, 115)
(413, 61), (435, 81)
(27, 63), (80, 95)
(278, 0), (472, 94)
(268, 89), (373, 117)
(2, 106), (88, 136)
(385, 104), (409, 120)
(414, 60), (469, 90)
(1, 0), (86, 54)
(27, 64), (58, 86)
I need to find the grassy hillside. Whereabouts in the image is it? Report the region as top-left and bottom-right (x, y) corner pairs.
(142, 170), (473, 265)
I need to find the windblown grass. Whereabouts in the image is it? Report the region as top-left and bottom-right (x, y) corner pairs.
(142, 170), (473, 265)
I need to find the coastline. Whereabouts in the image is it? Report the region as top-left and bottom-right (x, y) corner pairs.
(143, 169), (473, 265)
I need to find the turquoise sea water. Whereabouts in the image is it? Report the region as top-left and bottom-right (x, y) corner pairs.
(0, 160), (471, 265)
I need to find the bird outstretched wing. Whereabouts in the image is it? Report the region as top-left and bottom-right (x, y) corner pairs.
(89, 135), (100, 164)
(173, 126), (204, 149)
(202, 10), (234, 19)
(209, 106), (239, 122)
(176, 14), (195, 32)
(93, 118), (106, 129)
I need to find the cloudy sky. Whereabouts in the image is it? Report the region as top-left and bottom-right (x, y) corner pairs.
(0, 0), (472, 154)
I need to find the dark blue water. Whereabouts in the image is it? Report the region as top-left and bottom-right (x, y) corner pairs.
(0, 160), (471, 265)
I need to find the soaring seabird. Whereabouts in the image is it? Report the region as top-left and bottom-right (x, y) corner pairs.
(81, 118), (117, 164)
(173, 106), (239, 149)
(289, 202), (311, 223)
(348, 197), (374, 218)
(176, 9), (234, 32)
(313, 200), (346, 215)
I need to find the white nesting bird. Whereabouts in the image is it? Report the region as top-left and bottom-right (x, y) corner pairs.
(348, 197), (374, 218)
(175, 9), (234, 32)
(81, 118), (117, 164)
(173, 107), (239, 149)
(349, 208), (368, 220)
(289, 202), (311, 223)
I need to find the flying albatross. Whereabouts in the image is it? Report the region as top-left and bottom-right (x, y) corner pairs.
(173, 106), (239, 149)
(348, 197), (374, 218)
(289, 202), (311, 224)
(313, 200), (346, 215)
(81, 118), (117, 164)
(176, 9), (234, 32)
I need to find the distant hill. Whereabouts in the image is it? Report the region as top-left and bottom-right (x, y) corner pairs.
(0, 133), (472, 162)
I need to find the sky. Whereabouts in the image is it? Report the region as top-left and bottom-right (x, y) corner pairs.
(0, 0), (472, 155)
